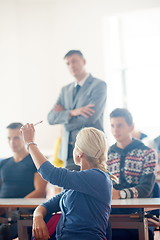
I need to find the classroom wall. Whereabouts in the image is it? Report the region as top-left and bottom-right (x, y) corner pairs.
(0, 0), (160, 157)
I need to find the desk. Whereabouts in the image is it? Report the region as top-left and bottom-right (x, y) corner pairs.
(111, 198), (160, 240)
(112, 198), (160, 211)
(0, 198), (46, 208)
(0, 198), (159, 240)
(17, 198), (159, 240)
(0, 198), (46, 240)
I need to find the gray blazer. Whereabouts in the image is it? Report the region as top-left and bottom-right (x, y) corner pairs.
(48, 74), (107, 163)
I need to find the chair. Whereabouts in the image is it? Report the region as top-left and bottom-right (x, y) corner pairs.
(110, 183), (160, 240)
(145, 182), (160, 235)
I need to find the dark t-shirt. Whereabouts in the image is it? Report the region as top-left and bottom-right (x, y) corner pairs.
(0, 154), (37, 198)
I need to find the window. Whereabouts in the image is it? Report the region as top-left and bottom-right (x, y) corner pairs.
(103, 9), (160, 138)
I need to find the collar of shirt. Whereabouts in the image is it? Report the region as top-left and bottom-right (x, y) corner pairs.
(74, 73), (90, 87)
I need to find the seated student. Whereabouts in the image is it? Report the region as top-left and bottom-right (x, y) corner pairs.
(0, 122), (47, 240)
(107, 108), (157, 240)
(21, 125), (115, 240)
(152, 135), (160, 162)
(132, 129), (148, 141)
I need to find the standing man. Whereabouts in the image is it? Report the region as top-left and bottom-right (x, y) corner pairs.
(48, 50), (107, 170)
(107, 108), (157, 240)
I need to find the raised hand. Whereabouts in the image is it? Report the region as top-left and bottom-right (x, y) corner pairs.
(20, 123), (35, 144)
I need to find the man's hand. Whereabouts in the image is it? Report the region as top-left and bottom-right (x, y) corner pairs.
(70, 104), (95, 118)
(53, 104), (64, 111)
(112, 188), (120, 199)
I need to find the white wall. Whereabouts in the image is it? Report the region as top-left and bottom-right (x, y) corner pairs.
(0, 0), (160, 157)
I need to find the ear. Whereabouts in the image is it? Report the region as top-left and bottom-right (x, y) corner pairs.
(129, 124), (134, 132)
(83, 58), (86, 65)
(78, 152), (84, 158)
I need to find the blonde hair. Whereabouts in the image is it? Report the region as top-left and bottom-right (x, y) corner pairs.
(76, 127), (107, 171)
(75, 127), (118, 183)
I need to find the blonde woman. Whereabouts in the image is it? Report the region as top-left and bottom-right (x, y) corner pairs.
(21, 125), (113, 240)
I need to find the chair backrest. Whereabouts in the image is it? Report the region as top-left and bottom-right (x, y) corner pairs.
(46, 213), (61, 236)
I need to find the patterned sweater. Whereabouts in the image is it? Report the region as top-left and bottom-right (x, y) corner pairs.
(107, 139), (157, 198)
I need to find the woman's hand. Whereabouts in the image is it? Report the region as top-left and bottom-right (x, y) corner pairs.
(21, 123), (47, 169)
(32, 216), (50, 240)
(20, 123), (35, 144)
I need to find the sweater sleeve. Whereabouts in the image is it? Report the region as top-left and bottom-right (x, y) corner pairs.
(126, 149), (157, 198)
(40, 191), (65, 215)
(38, 161), (112, 202)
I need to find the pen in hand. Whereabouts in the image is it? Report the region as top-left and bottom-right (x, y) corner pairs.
(33, 120), (43, 126)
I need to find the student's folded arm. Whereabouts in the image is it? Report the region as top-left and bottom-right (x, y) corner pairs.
(128, 149), (157, 198)
(65, 82), (107, 132)
(131, 173), (155, 198)
(133, 148), (157, 198)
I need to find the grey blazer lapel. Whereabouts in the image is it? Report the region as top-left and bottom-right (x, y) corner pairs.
(68, 83), (75, 108)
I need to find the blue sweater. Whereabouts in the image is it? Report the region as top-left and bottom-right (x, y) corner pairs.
(38, 161), (112, 240)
